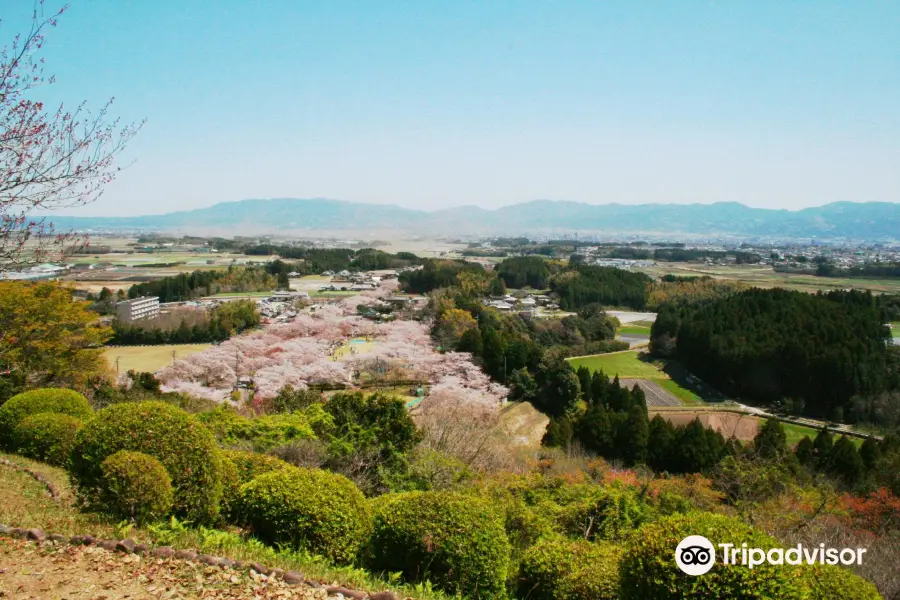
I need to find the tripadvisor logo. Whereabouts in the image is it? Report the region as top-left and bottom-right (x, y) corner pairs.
(675, 535), (716, 575)
(675, 535), (867, 576)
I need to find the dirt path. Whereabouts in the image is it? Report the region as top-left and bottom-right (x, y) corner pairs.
(0, 537), (325, 599)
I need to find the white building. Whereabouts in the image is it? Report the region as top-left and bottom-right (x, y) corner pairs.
(116, 296), (160, 323)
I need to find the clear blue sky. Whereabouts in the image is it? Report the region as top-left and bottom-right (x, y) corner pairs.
(6, 1), (899, 216)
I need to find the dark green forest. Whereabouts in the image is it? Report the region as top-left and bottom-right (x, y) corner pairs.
(651, 288), (894, 419)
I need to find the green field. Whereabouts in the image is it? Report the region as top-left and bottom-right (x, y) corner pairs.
(618, 324), (651, 336)
(638, 263), (900, 295)
(332, 338), (377, 359)
(103, 344), (211, 373)
(657, 379), (702, 405)
(780, 421), (864, 448)
(312, 290), (360, 297)
(567, 351), (667, 379)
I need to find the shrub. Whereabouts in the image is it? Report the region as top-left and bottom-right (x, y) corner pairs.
(101, 450), (174, 523)
(69, 401), (224, 524)
(218, 455), (242, 525)
(619, 513), (806, 600)
(198, 407), (319, 451)
(12, 412), (83, 466)
(0, 388), (91, 446)
(518, 537), (621, 600)
(222, 449), (291, 484)
(368, 491), (511, 599)
(804, 564), (882, 600)
(241, 466), (371, 564)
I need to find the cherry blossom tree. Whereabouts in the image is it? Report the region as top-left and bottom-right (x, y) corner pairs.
(1, 2), (143, 269)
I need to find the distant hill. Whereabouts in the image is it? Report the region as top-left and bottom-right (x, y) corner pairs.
(44, 198), (900, 240)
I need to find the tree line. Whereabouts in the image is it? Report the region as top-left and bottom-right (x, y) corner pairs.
(110, 300), (260, 345)
(651, 288), (894, 420)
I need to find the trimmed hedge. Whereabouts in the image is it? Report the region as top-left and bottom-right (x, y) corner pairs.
(0, 388), (92, 446)
(804, 564), (882, 600)
(101, 450), (174, 523)
(619, 513), (806, 600)
(518, 537), (621, 600)
(222, 449), (290, 484)
(69, 401), (224, 524)
(12, 412), (83, 466)
(368, 491), (512, 600)
(218, 455), (242, 525)
(241, 466), (371, 564)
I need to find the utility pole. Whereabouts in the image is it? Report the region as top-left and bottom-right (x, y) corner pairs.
(172, 350), (177, 365)
(504, 355), (507, 384)
(115, 356), (121, 377)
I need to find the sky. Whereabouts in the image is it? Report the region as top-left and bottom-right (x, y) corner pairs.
(5, 0), (900, 216)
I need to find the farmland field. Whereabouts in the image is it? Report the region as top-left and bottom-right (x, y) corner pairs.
(618, 324), (651, 336)
(103, 344), (212, 373)
(568, 351), (667, 379)
(619, 379), (681, 407)
(651, 410), (762, 441)
(638, 263), (900, 295)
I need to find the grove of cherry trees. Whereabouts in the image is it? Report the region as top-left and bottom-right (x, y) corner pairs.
(156, 285), (508, 409)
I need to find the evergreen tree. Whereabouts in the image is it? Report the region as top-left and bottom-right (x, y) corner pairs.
(754, 419), (788, 459)
(591, 371), (609, 407)
(577, 366), (593, 404)
(828, 436), (865, 485)
(578, 403), (614, 456)
(795, 436), (815, 467)
(812, 428), (834, 468)
(543, 417), (574, 449)
(457, 327), (484, 356)
(858, 437), (881, 471)
(620, 404), (649, 465)
(647, 415), (675, 472)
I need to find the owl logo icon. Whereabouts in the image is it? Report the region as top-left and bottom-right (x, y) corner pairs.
(675, 535), (715, 575)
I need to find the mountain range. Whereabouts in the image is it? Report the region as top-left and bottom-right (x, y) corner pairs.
(44, 198), (900, 240)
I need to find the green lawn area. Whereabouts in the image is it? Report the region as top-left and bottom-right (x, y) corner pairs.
(618, 324), (651, 336)
(332, 338), (377, 359)
(567, 351), (667, 379)
(311, 290), (359, 297)
(103, 344), (211, 373)
(780, 421), (863, 448)
(657, 379), (702, 405)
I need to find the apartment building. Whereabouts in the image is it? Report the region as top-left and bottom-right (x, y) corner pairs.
(116, 296), (160, 323)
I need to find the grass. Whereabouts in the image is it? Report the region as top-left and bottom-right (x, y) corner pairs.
(311, 290), (360, 297)
(0, 452), (447, 600)
(617, 324), (651, 336)
(331, 338), (377, 359)
(657, 379), (703, 405)
(103, 344), (211, 373)
(567, 350), (667, 380)
(780, 421), (863, 448)
(638, 263), (900, 295)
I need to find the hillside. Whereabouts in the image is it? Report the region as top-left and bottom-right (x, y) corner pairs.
(45, 199), (900, 240)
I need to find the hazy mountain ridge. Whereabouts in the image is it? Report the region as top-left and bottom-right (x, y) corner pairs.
(45, 198), (900, 240)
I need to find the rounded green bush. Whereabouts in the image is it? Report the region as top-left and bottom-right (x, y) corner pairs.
(241, 466), (371, 564)
(0, 388), (91, 446)
(222, 449), (290, 484)
(12, 412), (83, 466)
(619, 513), (806, 600)
(804, 564), (882, 600)
(518, 537), (621, 600)
(368, 491), (512, 600)
(218, 455), (242, 525)
(69, 401), (224, 524)
(101, 450), (174, 522)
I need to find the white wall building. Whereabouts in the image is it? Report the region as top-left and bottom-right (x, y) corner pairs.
(116, 296), (160, 323)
